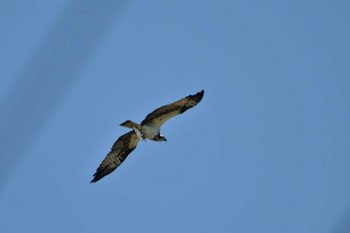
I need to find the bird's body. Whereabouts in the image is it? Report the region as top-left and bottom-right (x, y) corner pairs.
(141, 124), (161, 140)
(121, 121), (162, 141)
(90, 90), (204, 183)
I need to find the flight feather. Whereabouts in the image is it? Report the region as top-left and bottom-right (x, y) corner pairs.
(90, 130), (140, 183)
(141, 90), (204, 127)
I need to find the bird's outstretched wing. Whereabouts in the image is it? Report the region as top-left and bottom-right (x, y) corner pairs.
(141, 90), (204, 127)
(90, 130), (140, 183)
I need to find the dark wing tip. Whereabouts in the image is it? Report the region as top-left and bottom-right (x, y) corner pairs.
(198, 89), (204, 97)
(90, 171), (103, 183)
(90, 163), (116, 183)
(193, 90), (205, 103)
(90, 173), (100, 183)
(90, 178), (97, 183)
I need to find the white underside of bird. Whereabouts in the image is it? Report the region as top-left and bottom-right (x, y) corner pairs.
(132, 127), (143, 140)
(132, 124), (161, 140)
(141, 124), (160, 139)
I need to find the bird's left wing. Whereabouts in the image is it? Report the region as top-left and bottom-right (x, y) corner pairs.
(90, 130), (140, 183)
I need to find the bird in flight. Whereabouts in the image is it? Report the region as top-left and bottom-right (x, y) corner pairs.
(90, 90), (205, 183)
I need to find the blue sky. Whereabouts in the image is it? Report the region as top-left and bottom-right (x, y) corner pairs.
(1, 0), (350, 232)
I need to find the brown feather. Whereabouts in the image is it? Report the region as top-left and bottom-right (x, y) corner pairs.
(90, 130), (140, 183)
(141, 90), (204, 127)
(120, 120), (140, 129)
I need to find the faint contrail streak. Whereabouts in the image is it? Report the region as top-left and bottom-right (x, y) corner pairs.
(0, 0), (130, 191)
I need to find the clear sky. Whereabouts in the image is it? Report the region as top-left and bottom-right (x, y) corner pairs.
(1, 0), (350, 232)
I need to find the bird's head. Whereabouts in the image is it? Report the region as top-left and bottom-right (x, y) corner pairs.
(160, 135), (167, 142)
(153, 133), (167, 142)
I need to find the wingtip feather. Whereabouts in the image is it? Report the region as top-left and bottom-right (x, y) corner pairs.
(90, 174), (99, 183)
(90, 174), (104, 183)
(194, 90), (205, 102)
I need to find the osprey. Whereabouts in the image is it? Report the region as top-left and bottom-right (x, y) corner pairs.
(90, 90), (204, 183)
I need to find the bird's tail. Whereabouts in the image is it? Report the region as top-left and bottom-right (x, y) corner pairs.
(120, 120), (140, 129)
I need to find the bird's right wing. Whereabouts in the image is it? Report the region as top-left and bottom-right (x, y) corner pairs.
(141, 90), (204, 127)
(90, 130), (140, 183)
